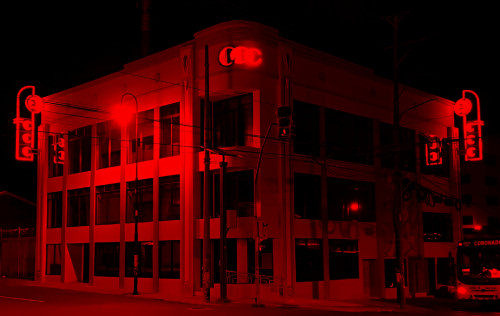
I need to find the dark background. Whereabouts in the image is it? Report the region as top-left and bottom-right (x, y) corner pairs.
(1, 0), (497, 202)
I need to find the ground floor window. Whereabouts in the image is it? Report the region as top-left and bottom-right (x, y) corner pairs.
(329, 239), (359, 280)
(46, 244), (61, 275)
(295, 239), (323, 282)
(95, 243), (119, 277)
(126, 242), (153, 278)
(159, 240), (180, 279)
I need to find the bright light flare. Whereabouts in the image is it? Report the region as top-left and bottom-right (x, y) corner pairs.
(113, 105), (135, 126)
(348, 201), (360, 212)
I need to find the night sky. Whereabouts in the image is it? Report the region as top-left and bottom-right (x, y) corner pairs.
(1, 0), (498, 202)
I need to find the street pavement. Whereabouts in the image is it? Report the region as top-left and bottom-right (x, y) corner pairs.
(1, 278), (499, 315)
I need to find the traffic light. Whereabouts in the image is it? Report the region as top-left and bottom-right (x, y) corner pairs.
(464, 120), (483, 161)
(51, 134), (65, 164)
(277, 106), (292, 139)
(14, 117), (34, 161)
(425, 135), (442, 166)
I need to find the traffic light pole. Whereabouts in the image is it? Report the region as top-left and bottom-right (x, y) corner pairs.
(202, 45), (212, 302)
(219, 156), (228, 302)
(389, 14), (406, 309)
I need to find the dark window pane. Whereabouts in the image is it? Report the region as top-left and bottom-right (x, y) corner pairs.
(96, 184), (120, 225)
(47, 192), (62, 228)
(126, 179), (153, 223)
(160, 103), (180, 158)
(295, 239), (323, 282)
(125, 242), (153, 278)
(68, 126), (91, 174)
(97, 120), (121, 169)
(462, 194), (472, 205)
(293, 101), (320, 156)
(159, 175), (180, 221)
(128, 109), (154, 163)
(95, 243), (119, 277)
(67, 188), (90, 227)
(213, 94), (253, 147)
(294, 173), (321, 219)
(423, 212), (453, 242)
(329, 239), (359, 280)
(159, 240), (180, 279)
(462, 215), (473, 225)
(326, 109), (373, 165)
(486, 196), (499, 206)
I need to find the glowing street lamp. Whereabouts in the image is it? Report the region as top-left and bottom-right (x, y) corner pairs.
(118, 93), (140, 295)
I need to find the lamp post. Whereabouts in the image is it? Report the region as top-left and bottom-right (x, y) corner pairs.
(121, 93), (139, 295)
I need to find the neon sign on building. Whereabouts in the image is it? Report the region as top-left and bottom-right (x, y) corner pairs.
(219, 46), (263, 67)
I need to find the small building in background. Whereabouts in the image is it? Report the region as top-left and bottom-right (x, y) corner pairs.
(0, 191), (36, 279)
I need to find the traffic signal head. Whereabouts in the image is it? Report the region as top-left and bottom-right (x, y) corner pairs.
(464, 120), (483, 161)
(425, 135), (442, 166)
(15, 117), (34, 161)
(51, 134), (65, 164)
(277, 106), (292, 139)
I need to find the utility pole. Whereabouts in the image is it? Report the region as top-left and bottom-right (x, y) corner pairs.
(219, 155), (227, 302)
(388, 13), (406, 309)
(202, 45), (212, 302)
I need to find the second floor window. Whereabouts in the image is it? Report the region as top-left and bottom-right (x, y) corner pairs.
(160, 103), (180, 158)
(96, 183), (120, 225)
(128, 109), (154, 163)
(67, 188), (90, 227)
(326, 108), (373, 165)
(294, 173), (321, 220)
(126, 179), (153, 223)
(47, 191), (62, 228)
(213, 94), (253, 147)
(97, 120), (121, 169)
(293, 101), (320, 156)
(68, 126), (91, 174)
(423, 212), (453, 242)
(160, 175), (180, 221)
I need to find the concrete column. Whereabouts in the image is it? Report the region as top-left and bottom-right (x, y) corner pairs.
(119, 121), (127, 289)
(89, 125), (97, 285)
(61, 133), (69, 283)
(153, 105), (160, 292)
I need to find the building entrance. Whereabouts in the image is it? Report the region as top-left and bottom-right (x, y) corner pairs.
(67, 243), (89, 283)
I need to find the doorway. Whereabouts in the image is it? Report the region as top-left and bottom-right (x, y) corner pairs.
(68, 243), (89, 283)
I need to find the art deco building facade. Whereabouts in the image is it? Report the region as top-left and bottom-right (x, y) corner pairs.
(35, 21), (461, 300)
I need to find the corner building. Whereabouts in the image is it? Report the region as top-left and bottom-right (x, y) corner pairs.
(36, 21), (462, 300)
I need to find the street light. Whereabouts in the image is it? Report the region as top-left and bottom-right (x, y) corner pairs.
(120, 93), (139, 295)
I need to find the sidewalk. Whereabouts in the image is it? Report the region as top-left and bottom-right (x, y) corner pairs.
(18, 278), (430, 313)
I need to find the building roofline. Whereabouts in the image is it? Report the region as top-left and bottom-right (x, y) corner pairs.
(0, 191), (36, 207)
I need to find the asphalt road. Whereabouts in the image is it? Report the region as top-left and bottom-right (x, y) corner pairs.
(1, 278), (500, 316)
